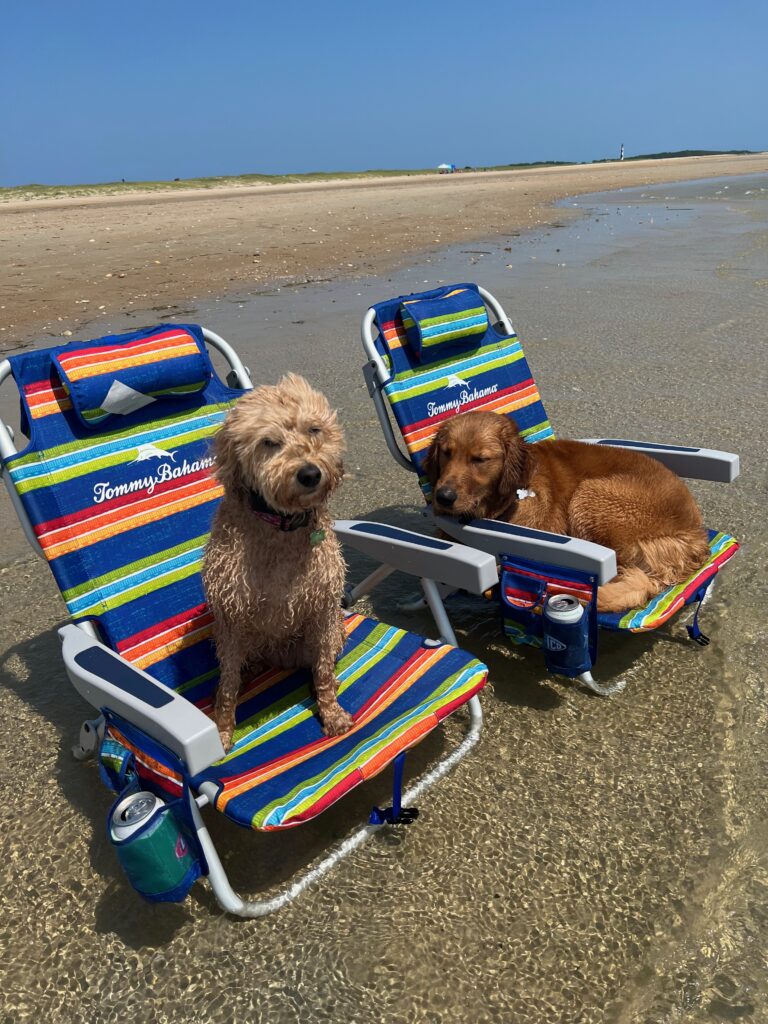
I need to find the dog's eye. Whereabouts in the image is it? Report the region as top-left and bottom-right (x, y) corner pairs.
(308, 426), (322, 436)
(442, 448), (453, 459)
(471, 456), (488, 464)
(262, 438), (281, 449)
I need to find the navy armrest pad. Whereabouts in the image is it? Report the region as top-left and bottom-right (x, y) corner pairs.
(74, 646), (175, 708)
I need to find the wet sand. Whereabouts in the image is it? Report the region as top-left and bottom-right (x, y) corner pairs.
(3, 153), (768, 345)
(1, 175), (767, 1022)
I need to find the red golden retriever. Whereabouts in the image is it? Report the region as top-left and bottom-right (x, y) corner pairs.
(425, 411), (710, 613)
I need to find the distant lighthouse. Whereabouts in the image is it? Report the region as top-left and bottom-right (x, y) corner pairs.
(620, 143), (625, 161)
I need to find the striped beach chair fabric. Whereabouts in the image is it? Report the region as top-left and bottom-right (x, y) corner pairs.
(371, 284), (554, 500)
(596, 530), (739, 633)
(4, 325), (487, 833)
(368, 283), (738, 634)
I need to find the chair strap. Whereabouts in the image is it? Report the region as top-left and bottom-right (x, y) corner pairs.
(368, 752), (420, 825)
(686, 585), (712, 646)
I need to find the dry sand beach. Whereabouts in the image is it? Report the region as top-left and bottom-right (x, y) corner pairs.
(1, 157), (768, 1023)
(3, 153), (768, 343)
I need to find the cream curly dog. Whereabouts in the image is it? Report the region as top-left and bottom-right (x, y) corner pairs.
(203, 373), (353, 751)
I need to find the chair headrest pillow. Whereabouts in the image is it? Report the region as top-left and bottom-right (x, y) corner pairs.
(400, 286), (489, 362)
(52, 325), (212, 429)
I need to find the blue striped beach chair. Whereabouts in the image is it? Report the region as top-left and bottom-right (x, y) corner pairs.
(0, 324), (497, 916)
(361, 283), (740, 693)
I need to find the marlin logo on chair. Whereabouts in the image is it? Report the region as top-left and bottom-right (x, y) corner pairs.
(132, 443), (177, 463)
(445, 374), (470, 389)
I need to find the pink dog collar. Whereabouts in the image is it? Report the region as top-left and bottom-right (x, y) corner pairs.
(247, 488), (315, 533)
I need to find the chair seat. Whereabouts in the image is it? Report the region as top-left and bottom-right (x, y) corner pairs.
(597, 529), (739, 632)
(188, 613), (487, 830)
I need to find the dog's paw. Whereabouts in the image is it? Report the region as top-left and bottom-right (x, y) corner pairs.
(321, 704), (354, 737)
(217, 726), (234, 753)
(214, 713), (235, 753)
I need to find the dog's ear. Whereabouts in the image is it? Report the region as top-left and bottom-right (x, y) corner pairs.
(212, 416), (245, 495)
(496, 417), (533, 505)
(423, 427), (443, 487)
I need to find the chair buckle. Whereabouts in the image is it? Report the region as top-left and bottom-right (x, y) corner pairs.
(687, 625), (711, 647)
(368, 805), (420, 826)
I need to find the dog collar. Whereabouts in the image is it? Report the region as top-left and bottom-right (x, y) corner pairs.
(247, 489), (315, 533)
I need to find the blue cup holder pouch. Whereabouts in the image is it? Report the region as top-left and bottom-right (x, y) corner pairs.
(499, 564), (548, 645)
(108, 788), (204, 903)
(100, 731), (204, 903)
(499, 554), (599, 677)
(542, 595), (592, 677)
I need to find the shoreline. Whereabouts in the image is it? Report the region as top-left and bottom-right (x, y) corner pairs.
(2, 152), (768, 344)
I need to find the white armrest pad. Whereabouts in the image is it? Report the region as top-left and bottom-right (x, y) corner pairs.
(59, 624), (224, 775)
(580, 438), (739, 482)
(334, 519), (499, 594)
(434, 515), (618, 584)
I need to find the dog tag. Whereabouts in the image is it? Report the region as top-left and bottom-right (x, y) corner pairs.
(310, 529), (326, 547)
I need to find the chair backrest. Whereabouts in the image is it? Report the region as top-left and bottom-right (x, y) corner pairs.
(369, 283), (554, 499)
(3, 325), (242, 696)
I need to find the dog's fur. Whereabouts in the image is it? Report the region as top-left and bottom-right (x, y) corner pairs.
(425, 411), (710, 613)
(203, 373), (352, 751)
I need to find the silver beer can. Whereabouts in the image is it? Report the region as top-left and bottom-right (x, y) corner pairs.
(110, 791), (165, 842)
(544, 593), (584, 624)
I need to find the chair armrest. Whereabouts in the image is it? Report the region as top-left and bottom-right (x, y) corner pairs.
(334, 520), (499, 594)
(59, 624), (224, 775)
(579, 438), (739, 482)
(434, 515), (618, 585)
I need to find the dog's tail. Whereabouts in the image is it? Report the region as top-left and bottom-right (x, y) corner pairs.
(597, 567), (659, 613)
(597, 529), (711, 614)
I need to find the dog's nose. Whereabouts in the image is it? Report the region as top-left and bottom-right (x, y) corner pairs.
(297, 463), (322, 489)
(435, 485), (457, 507)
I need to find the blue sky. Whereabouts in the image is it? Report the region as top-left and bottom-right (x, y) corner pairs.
(2, 0), (766, 186)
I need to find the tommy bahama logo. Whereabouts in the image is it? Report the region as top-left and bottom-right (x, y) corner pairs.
(132, 443), (177, 463)
(92, 445), (214, 503)
(426, 380), (499, 418)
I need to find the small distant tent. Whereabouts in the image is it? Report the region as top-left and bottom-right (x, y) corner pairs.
(437, 163), (457, 174)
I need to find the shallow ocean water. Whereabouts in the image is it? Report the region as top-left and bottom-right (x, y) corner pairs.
(1, 175), (767, 1023)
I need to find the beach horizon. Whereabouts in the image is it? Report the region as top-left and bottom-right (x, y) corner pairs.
(3, 151), (768, 344)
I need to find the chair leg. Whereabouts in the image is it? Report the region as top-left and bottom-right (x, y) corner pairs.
(397, 594), (429, 612)
(398, 581), (457, 614)
(189, 694), (483, 918)
(343, 564), (395, 607)
(577, 671), (626, 697)
(421, 577), (461, 647)
(191, 795), (381, 917)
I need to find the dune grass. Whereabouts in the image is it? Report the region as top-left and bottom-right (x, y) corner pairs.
(0, 168), (438, 202)
(1, 151), (757, 203)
